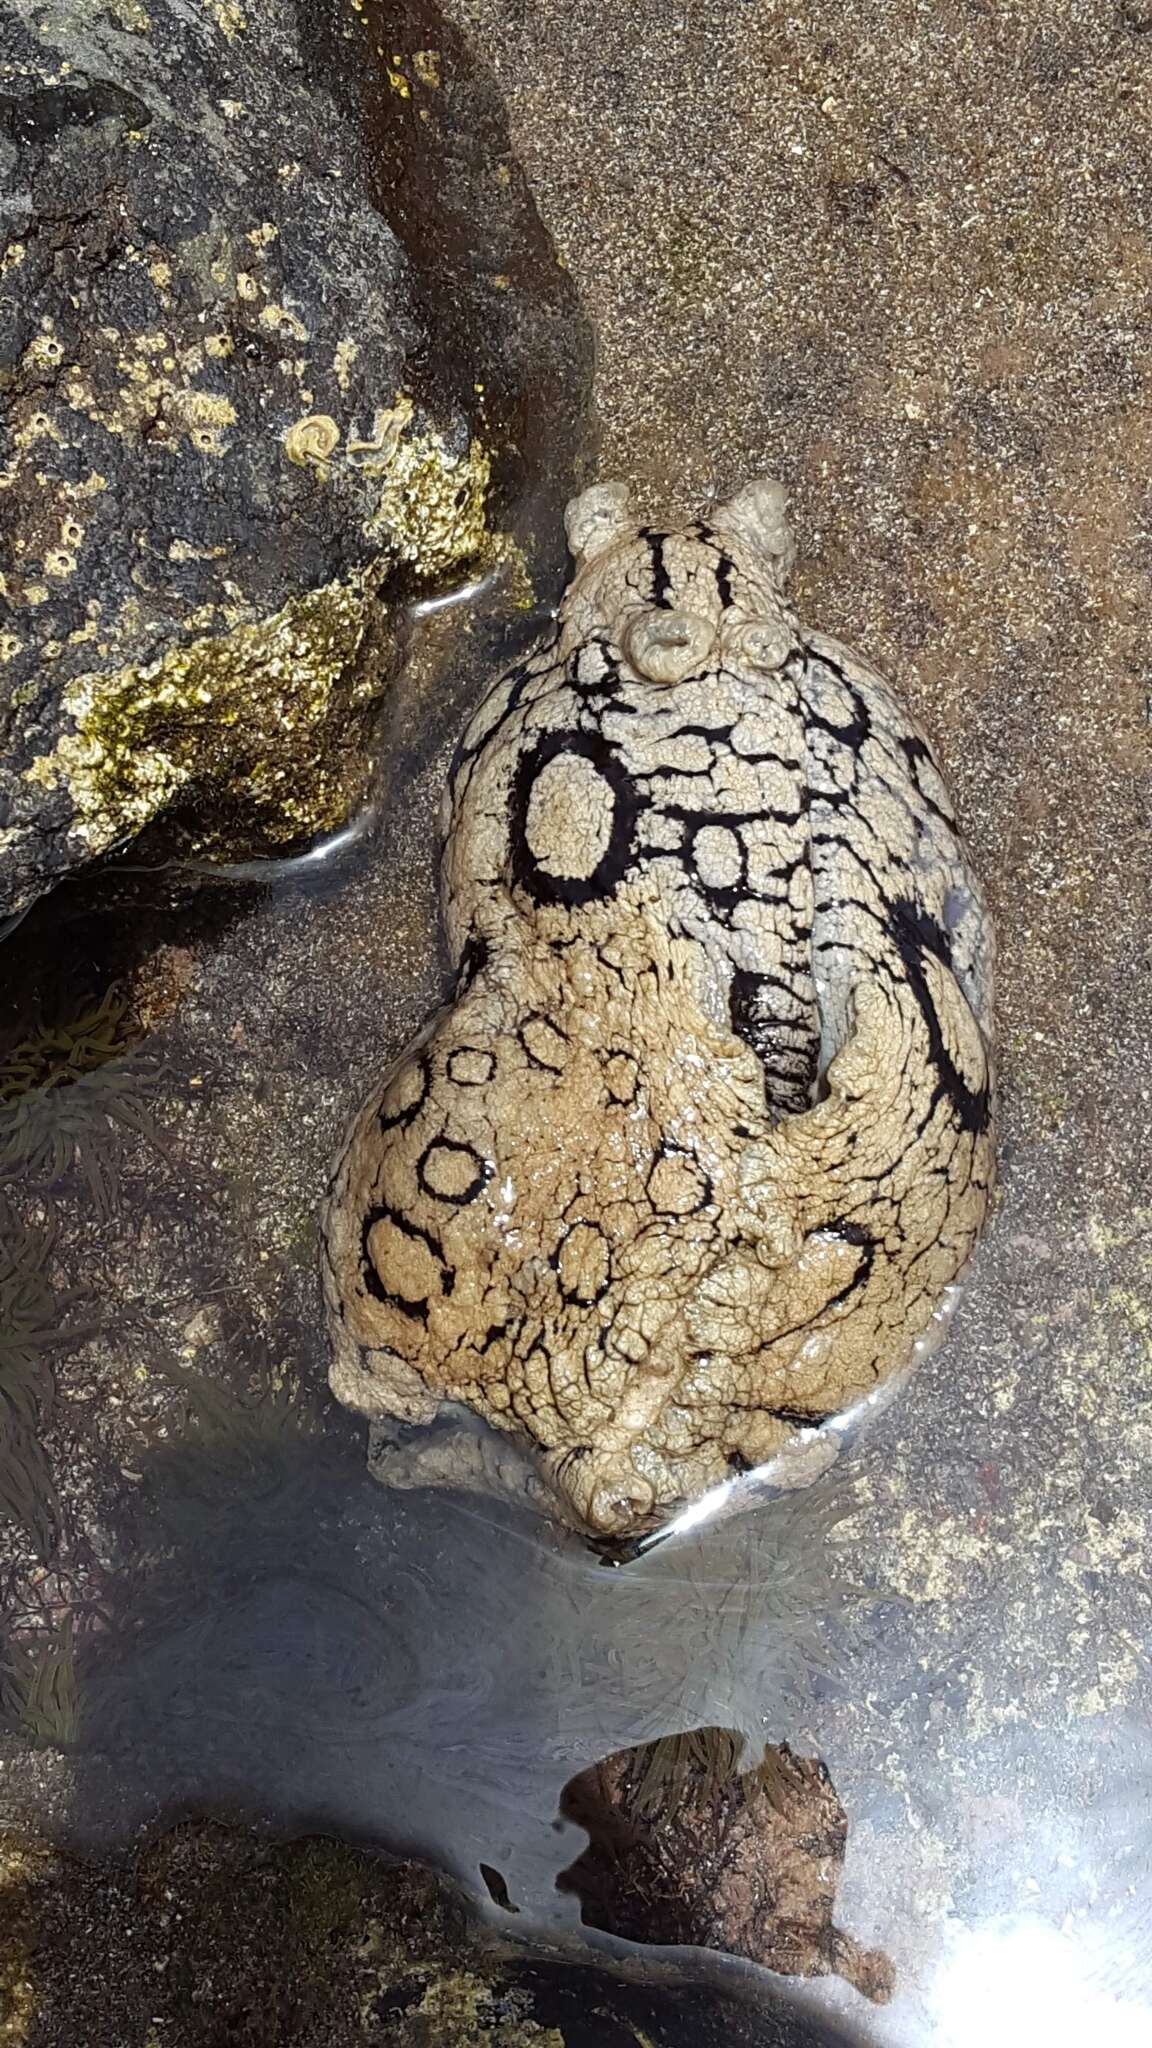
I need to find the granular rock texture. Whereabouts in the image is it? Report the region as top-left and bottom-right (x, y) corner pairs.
(561, 1733), (894, 2003)
(0, 1821), (860, 2048)
(324, 477), (994, 1538)
(0, 0), (589, 917)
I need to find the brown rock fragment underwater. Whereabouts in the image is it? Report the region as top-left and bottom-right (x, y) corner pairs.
(323, 479), (995, 1539)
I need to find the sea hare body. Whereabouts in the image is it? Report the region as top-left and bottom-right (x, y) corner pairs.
(323, 479), (995, 1538)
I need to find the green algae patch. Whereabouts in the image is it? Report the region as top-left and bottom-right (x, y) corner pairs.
(22, 575), (385, 859)
(0, 1943), (35, 2048)
(0, 1837), (43, 2048)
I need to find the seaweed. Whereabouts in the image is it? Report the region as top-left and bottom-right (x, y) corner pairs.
(624, 1726), (745, 1821)
(0, 1208), (91, 1557)
(0, 985), (165, 1216)
(165, 1359), (314, 1493)
(618, 1727), (822, 1824)
(0, 1613), (80, 1748)
(0, 1419), (61, 1563)
(0, 1209), (87, 1397)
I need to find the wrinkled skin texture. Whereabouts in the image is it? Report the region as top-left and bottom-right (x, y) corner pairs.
(323, 479), (995, 1538)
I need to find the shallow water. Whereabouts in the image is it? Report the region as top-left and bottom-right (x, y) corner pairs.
(72, 1432), (853, 1918)
(1, 546), (1151, 2048)
(0, 563), (859, 1924)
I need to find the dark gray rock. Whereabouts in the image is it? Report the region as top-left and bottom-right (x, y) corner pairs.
(0, 0), (590, 918)
(0, 1821), (865, 2048)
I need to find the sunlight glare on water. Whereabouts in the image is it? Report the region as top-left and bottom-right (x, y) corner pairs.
(928, 1917), (1151, 2048)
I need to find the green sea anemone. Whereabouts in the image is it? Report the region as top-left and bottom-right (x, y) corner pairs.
(0, 1614), (80, 1748)
(0, 987), (163, 1216)
(0, 1209), (90, 1557)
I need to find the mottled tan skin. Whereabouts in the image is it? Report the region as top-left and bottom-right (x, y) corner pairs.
(323, 480), (995, 1538)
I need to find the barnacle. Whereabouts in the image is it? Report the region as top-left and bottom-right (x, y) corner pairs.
(0, 987), (163, 1216)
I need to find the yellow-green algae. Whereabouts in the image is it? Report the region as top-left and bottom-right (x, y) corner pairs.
(21, 397), (493, 861)
(366, 423), (489, 570)
(398, 1972), (564, 2045)
(24, 575), (379, 855)
(0, 1837), (43, 2047)
(288, 392), (492, 574)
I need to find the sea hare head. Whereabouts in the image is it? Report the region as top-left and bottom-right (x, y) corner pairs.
(323, 480), (995, 1538)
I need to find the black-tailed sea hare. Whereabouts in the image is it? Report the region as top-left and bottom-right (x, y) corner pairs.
(323, 478), (995, 1537)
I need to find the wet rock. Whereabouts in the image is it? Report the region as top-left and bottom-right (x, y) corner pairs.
(561, 1732), (894, 2005)
(0, 0), (590, 920)
(0, 1821), (862, 2047)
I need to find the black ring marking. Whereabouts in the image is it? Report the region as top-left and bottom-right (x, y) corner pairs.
(360, 1202), (447, 1321)
(377, 1051), (432, 1133)
(518, 1012), (568, 1072)
(416, 1137), (493, 1206)
(555, 1219), (613, 1306)
(646, 1141), (714, 1216)
(508, 728), (646, 908)
(446, 1046), (496, 1087)
(886, 898), (992, 1136)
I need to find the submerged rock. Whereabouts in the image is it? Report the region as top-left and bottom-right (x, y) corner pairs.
(561, 1732), (895, 2004)
(0, 0), (590, 919)
(0, 1820), (862, 2047)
